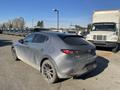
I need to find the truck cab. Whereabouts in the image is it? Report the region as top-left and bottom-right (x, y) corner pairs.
(86, 22), (118, 47)
(86, 10), (120, 52)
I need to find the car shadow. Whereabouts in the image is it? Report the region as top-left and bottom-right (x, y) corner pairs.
(96, 46), (120, 53)
(56, 56), (109, 83)
(0, 39), (12, 47)
(74, 56), (109, 80)
(96, 46), (112, 51)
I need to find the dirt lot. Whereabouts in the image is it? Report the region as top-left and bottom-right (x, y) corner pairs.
(0, 34), (120, 90)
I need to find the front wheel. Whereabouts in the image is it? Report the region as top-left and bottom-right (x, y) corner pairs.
(41, 60), (58, 83)
(11, 47), (20, 61)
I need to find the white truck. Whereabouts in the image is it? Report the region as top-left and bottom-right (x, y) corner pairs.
(86, 10), (120, 52)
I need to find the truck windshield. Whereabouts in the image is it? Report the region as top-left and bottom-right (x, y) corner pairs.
(92, 24), (116, 31)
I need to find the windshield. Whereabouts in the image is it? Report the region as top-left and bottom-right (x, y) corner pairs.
(92, 23), (116, 31)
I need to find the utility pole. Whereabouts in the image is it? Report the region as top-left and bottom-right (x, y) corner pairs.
(53, 9), (59, 30)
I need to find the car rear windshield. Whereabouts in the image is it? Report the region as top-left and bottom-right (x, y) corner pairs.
(59, 35), (88, 45)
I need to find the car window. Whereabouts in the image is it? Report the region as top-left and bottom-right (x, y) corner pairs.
(62, 36), (88, 45)
(24, 34), (34, 43)
(32, 34), (48, 43)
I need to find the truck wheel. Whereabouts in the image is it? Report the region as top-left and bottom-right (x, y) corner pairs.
(41, 60), (58, 83)
(112, 43), (120, 53)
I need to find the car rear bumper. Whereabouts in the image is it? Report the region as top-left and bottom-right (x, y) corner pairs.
(57, 56), (97, 78)
(88, 40), (117, 48)
(65, 61), (97, 77)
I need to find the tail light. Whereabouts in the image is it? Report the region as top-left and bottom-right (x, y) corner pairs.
(61, 49), (79, 54)
(61, 49), (95, 55)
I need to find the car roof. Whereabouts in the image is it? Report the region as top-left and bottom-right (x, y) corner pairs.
(32, 31), (70, 36)
(32, 31), (83, 39)
(33, 31), (83, 36)
(33, 31), (83, 39)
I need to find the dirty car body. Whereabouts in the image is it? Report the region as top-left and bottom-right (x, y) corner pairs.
(12, 32), (97, 82)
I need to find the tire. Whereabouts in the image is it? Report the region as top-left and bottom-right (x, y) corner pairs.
(112, 43), (120, 53)
(11, 47), (20, 61)
(41, 60), (58, 83)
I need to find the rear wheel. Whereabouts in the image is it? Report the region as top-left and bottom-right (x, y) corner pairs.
(11, 47), (20, 61)
(41, 60), (58, 83)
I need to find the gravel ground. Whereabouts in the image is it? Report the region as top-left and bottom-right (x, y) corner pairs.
(0, 34), (120, 90)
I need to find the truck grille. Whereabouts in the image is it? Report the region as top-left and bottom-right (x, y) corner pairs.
(93, 35), (106, 40)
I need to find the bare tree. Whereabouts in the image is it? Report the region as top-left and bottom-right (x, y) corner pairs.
(12, 17), (25, 29)
(0, 17), (25, 30)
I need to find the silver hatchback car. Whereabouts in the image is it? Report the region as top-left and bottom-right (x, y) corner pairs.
(11, 32), (97, 83)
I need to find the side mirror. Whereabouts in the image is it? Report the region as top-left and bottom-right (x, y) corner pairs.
(116, 31), (118, 36)
(19, 39), (24, 44)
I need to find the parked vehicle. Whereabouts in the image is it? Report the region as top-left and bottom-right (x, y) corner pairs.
(0, 30), (2, 34)
(86, 10), (120, 52)
(63, 30), (77, 35)
(11, 32), (97, 83)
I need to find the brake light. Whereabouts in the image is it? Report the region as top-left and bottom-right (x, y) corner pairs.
(61, 49), (79, 54)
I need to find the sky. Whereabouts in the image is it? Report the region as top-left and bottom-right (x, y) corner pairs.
(0, 0), (120, 28)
